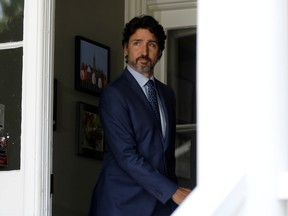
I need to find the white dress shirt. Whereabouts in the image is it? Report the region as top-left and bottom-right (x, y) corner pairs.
(127, 65), (166, 137)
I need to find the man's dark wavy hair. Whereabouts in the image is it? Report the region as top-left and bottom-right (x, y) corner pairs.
(122, 15), (167, 59)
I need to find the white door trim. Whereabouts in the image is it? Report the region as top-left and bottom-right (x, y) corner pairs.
(22, 0), (55, 215)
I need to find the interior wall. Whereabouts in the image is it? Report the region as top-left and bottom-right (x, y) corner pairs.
(53, 0), (124, 215)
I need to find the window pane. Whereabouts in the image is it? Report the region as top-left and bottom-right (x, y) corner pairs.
(0, 0), (24, 42)
(167, 28), (197, 124)
(0, 47), (22, 170)
(167, 28), (197, 189)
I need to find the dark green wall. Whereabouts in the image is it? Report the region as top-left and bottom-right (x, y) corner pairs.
(53, 0), (124, 215)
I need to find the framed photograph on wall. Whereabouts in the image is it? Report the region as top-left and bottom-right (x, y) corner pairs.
(76, 102), (104, 159)
(75, 36), (110, 96)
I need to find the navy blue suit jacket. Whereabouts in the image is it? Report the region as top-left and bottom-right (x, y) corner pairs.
(89, 68), (178, 216)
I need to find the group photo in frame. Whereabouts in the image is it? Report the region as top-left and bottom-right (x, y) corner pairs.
(76, 102), (104, 160)
(75, 36), (110, 96)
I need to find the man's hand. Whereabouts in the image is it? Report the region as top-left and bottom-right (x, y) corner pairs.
(172, 187), (192, 205)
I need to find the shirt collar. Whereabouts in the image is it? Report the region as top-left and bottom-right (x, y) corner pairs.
(127, 65), (155, 87)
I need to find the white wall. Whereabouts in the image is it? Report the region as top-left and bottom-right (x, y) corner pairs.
(174, 0), (288, 215)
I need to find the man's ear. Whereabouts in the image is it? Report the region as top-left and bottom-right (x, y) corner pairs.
(124, 44), (128, 56)
(158, 51), (162, 60)
(124, 45), (129, 63)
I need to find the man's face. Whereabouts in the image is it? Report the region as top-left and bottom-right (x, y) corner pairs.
(124, 28), (161, 77)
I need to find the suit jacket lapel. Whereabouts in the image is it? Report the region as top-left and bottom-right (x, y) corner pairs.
(154, 79), (171, 149)
(123, 69), (163, 133)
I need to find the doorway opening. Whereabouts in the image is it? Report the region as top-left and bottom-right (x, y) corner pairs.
(167, 27), (197, 190)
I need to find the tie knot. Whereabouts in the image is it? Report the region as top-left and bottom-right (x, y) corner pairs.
(146, 80), (155, 88)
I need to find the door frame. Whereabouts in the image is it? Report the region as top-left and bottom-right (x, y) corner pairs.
(22, 1), (196, 215)
(22, 0), (55, 215)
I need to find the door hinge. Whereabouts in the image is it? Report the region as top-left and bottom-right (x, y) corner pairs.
(50, 174), (54, 195)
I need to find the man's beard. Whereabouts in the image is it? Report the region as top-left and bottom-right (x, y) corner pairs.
(133, 64), (153, 73)
(129, 55), (155, 74)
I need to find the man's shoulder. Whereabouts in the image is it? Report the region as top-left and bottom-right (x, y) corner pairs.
(108, 69), (132, 85)
(102, 69), (134, 96)
(155, 79), (174, 92)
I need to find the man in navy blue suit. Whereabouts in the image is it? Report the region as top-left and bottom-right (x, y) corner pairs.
(89, 15), (191, 216)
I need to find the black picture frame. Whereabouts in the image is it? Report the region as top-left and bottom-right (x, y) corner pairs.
(76, 102), (104, 160)
(75, 36), (110, 96)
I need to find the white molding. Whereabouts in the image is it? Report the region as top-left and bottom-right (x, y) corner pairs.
(125, 0), (148, 22)
(147, 0), (197, 11)
(125, 0), (196, 21)
(0, 41), (23, 49)
(148, 3), (196, 11)
(147, 0), (195, 4)
(22, 0), (54, 215)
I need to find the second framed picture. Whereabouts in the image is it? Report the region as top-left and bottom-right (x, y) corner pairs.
(76, 102), (104, 160)
(75, 36), (110, 96)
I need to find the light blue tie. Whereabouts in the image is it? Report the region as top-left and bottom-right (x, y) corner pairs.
(146, 80), (160, 120)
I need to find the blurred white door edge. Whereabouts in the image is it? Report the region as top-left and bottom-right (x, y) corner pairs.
(174, 0), (288, 215)
(172, 175), (247, 216)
